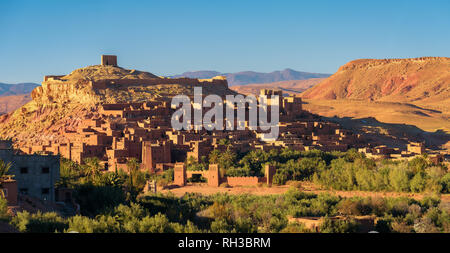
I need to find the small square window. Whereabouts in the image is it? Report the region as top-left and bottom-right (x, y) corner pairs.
(20, 167), (28, 174)
(19, 188), (28, 194)
(42, 167), (50, 174)
(41, 188), (50, 195)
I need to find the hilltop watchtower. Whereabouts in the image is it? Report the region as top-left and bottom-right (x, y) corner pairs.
(101, 55), (117, 66)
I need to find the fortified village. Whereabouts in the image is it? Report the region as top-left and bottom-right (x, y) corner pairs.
(0, 55), (444, 208)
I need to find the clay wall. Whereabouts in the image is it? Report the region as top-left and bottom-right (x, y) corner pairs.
(225, 176), (259, 186)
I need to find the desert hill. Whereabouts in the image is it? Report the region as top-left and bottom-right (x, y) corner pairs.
(230, 78), (325, 95)
(59, 65), (160, 81)
(171, 68), (330, 86)
(0, 63), (237, 146)
(300, 57), (450, 149)
(301, 57), (450, 107)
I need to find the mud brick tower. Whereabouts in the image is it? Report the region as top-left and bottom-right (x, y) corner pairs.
(101, 55), (118, 66)
(174, 163), (186, 186)
(208, 164), (220, 187)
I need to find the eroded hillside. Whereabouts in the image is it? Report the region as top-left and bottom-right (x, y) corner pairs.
(301, 57), (450, 111)
(0, 64), (237, 147)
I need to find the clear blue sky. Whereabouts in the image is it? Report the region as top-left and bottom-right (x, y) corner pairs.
(1, 0), (449, 83)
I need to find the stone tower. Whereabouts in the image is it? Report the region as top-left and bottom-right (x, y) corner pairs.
(101, 55), (117, 66)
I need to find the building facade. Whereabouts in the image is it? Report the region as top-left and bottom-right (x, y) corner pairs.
(0, 140), (60, 202)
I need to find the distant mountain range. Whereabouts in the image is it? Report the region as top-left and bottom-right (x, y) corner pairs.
(0, 82), (39, 96)
(169, 68), (331, 86)
(0, 83), (39, 114)
(230, 78), (325, 96)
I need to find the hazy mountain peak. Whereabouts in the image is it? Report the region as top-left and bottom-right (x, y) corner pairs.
(169, 69), (330, 86)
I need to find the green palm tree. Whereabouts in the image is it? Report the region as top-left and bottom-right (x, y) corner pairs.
(126, 158), (140, 188)
(0, 159), (12, 179)
(82, 157), (102, 179)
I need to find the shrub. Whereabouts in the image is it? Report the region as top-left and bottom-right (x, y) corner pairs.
(273, 170), (289, 185)
(11, 211), (68, 233)
(135, 213), (180, 233)
(280, 222), (312, 233)
(410, 172), (427, 193)
(439, 173), (450, 193)
(319, 217), (359, 233)
(391, 220), (413, 233)
(414, 217), (440, 233)
(0, 197), (9, 220)
(337, 199), (361, 216)
(67, 215), (119, 233)
(389, 168), (411, 192)
(368, 197), (387, 216)
(210, 218), (234, 233)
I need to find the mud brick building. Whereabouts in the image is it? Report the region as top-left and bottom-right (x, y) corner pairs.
(19, 56), (368, 182)
(0, 176), (18, 206)
(174, 163), (275, 187)
(0, 140), (60, 201)
(19, 87), (367, 178)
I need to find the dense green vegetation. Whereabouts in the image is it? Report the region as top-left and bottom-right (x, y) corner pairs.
(3, 188), (449, 233)
(189, 147), (449, 194)
(1, 148), (449, 233)
(0, 197), (8, 221)
(0, 159), (12, 222)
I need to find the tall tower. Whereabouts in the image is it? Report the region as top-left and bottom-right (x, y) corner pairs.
(101, 55), (118, 66)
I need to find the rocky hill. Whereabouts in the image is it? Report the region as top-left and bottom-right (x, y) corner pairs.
(300, 57), (450, 138)
(171, 68), (330, 86)
(301, 57), (450, 105)
(0, 64), (237, 146)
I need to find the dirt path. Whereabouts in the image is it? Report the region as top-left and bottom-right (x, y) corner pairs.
(160, 182), (450, 203)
